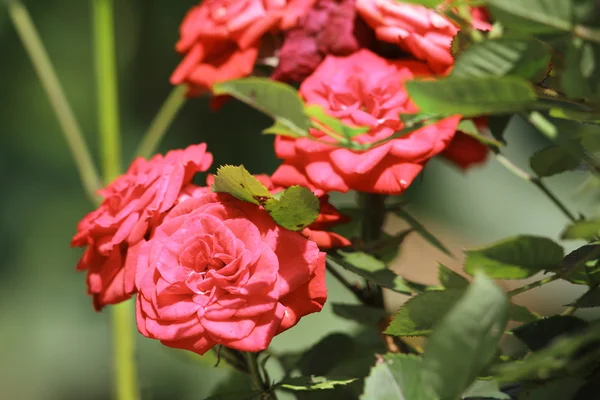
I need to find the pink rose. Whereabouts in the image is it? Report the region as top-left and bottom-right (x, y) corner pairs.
(271, 49), (460, 194)
(135, 192), (326, 354)
(170, 0), (316, 95)
(355, 0), (490, 74)
(72, 144), (213, 310)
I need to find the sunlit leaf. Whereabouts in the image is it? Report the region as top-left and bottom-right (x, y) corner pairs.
(263, 185), (319, 231)
(464, 235), (564, 279)
(438, 265), (469, 290)
(212, 165), (272, 205)
(561, 219), (600, 241)
(421, 273), (509, 400)
(486, 0), (573, 34)
(462, 379), (510, 399)
(278, 376), (358, 391)
(213, 78), (310, 137)
(361, 354), (434, 400)
(406, 76), (536, 117)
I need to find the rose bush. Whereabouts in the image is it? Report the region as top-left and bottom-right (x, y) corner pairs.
(72, 144), (213, 310)
(271, 49), (460, 194)
(135, 192), (326, 354)
(171, 0), (317, 95)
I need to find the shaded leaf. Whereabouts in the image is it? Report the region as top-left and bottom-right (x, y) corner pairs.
(394, 208), (453, 256)
(568, 286), (600, 308)
(385, 289), (463, 336)
(203, 390), (261, 400)
(332, 251), (414, 295)
(421, 273), (509, 400)
(279, 376), (357, 391)
(213, 78), (310, 137)
(462, 379), (510, 399)
(263, 185), (319, 231)
(405, 76), (536, 117)
(512, 315), (588, 351)
(451, 38), (551, 80)
(297, 333), (356, 376)
(438, 264), (469, 290)
(560, 244), (600, 285)
(517, 377), (586, 400)
(561, 219), (600, 241)
(212, 165), (272, 205)
(464, 235), (564, 279)
(486, 0), (573, 34)
(361, 354), (434, 400)
(331, 304), (387, 325)
(530, 145), (581, 177)
(508, 303), (540, 323)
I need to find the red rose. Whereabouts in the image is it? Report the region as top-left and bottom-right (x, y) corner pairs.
(440, 132), (488, 169)
(135, 192), (326, 354)
(205, 174), (351, 249)
(72, 144), (213, 310)
(355, 0), (491, 74)
(170, 0), (316, 95)
(271, 49), (460, 194)
(272, 0), (362, 83)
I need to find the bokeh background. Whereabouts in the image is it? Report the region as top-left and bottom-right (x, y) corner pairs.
(1, 1), (598, 399)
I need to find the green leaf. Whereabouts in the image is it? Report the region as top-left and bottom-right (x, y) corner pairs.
(561, 219), (600, 241)
(507, 303), (540, 323)
(394, 208), (453, 257)
(421, 273), (509, 400)
(263, 185), (319, 231)
(561, 38), (600, 101)
(305, 104), (369, 139)
(457, 119), (505, 148)
(213, 78), (310, 137)
(212, 165), (272, 205)
(549, 108), (600, 124)
(452, 38), (551, 80)
(464, 235), (564, 279)
(278, 376), (357, 391)
(560, 244), (600, 285)
(297, 333), (357, 376)
(462, 379), (509, 399)
(392, 0), (444, 8)
(569, 286), (600, 308)
(486, 0), (573, 34)
(512, 315), (588, 351)
(518, 378), (586, 400)
(530, 145), (582, 177)
(331, 252), (414, 295)
(385, 289), (463, 336)
(438, 265), (469, 290)
(405, 76), (536, 117)
(331, 304), (387, 325)
(361, 354), (434, 400)
(492, 321), (600, 381)
(203, 390), (261, 400)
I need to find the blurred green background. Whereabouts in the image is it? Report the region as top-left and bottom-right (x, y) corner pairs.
(0, 1), (597, 399)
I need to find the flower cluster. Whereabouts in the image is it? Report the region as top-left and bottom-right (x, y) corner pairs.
(73, 0), (494, 356)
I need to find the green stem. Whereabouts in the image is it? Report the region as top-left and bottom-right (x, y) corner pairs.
(111, 302), (139, 400)
(360, 193), (387, 308)
(135, 85), (187, 160)
(244, 352), (276, 399)
(92, 0), (139, 398)
(493, 151), (578, 222)
(507, 275), (561, 297)
(7, 0), (102, 203)
(93, 0), (121, 182)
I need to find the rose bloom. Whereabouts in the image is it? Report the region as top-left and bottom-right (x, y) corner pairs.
(72, 144), (213, 310)
(170, 0), (316, 95)
(440, 118), (489, 169)
(135, 192), (326, 354)
(271, 49), (460, 194)
(355, 0), (491, 74)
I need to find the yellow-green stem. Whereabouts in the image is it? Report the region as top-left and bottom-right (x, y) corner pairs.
(135, 85), (187, 160)
(94, 0), (121, 182)
(92, 0), (138, 398)
(7, 0), (102, 203)
(111, 302), (139, 400)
